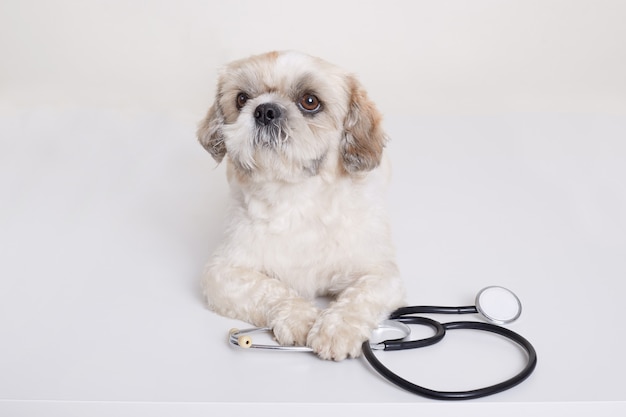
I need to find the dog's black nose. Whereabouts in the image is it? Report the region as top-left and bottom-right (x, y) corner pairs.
(254, 103), (282, 126)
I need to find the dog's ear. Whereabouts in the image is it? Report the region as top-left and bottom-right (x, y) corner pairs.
(341, 76), (388, 173)
(197, 99), (227, 163)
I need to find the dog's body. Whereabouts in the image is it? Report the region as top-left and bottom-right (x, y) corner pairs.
(198, 51), (405, 360)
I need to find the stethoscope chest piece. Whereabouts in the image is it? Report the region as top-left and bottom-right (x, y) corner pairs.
(475, 286), (522, 324)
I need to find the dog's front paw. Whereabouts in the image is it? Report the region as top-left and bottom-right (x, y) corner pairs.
(307, 311), (371, 361)
(270, 299), (319, 346)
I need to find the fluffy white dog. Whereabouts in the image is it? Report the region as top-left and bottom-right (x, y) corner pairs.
(198, 51), (405, 360)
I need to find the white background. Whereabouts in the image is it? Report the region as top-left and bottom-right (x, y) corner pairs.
(2, 0), (626, 117)
(1, 1), (625, 416)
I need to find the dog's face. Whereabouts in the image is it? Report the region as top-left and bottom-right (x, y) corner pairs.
(198, 51), (387, 181)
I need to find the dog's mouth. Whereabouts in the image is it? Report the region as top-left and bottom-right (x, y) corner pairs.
(253, 122), (291, 149)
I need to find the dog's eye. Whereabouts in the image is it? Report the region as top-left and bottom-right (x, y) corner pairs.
(236, 93), (249, 110)
(299, 94), (321, 113)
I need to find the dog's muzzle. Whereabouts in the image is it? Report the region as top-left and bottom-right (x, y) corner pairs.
(253, 103), (288, 147)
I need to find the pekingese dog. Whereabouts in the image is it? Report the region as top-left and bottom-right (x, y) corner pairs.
(198, 51), (405, 360)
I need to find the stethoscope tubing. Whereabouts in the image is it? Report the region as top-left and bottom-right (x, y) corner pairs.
(390, 305), (479, 318)
(362, 318), (538, 400)
(378, 316), (445, 350)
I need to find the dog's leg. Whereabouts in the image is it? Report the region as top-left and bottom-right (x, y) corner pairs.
(307, 271), (405, 361)
(202, 265), (319, 346)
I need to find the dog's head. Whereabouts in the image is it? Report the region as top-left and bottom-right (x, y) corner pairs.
(198, 51), (387, 180)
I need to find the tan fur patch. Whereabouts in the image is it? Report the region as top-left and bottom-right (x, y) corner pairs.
(197, 100), (227, 163)
(341, 76), (387, 174)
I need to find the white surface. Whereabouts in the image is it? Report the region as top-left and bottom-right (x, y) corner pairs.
(1, 110), (625, 415)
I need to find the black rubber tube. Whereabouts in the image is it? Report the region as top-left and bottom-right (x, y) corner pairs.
(362, 320), (537, 400)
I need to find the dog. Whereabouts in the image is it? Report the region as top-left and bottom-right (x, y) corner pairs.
(197, 51), (405, 360)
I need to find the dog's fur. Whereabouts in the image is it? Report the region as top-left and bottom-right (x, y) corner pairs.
(198, 51), (405, 360)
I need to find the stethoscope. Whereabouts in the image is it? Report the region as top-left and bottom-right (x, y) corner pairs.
(228, 286), (537, 400)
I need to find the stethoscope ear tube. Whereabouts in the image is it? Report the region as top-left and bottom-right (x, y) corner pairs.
(362, 320), (538, 400)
